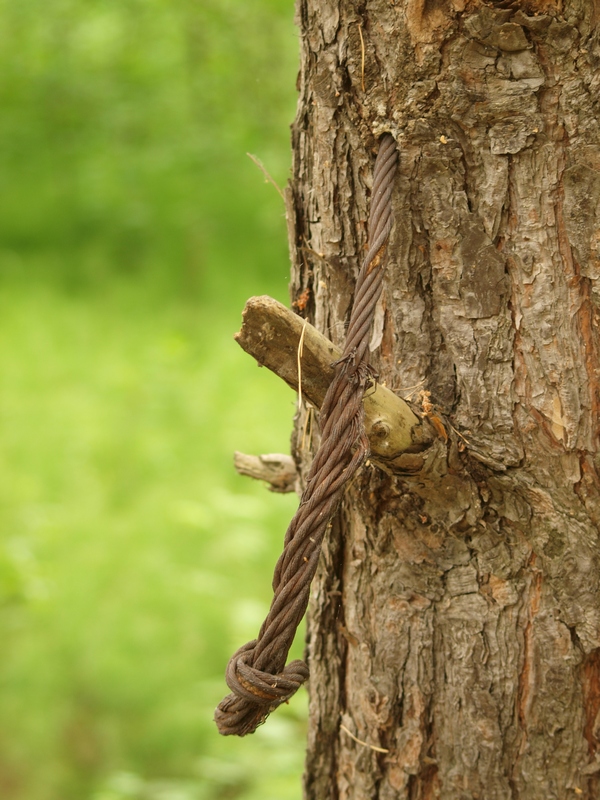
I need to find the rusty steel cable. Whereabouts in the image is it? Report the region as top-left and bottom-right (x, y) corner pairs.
(214, 133), (398, 737)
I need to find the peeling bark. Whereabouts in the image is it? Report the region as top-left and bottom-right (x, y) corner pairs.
(288, 1), (600, 797)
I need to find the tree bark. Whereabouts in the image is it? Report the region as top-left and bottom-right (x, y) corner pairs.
(287, 1), (600, 797)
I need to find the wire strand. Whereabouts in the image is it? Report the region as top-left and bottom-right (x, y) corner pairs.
(214, 134), (398, 736)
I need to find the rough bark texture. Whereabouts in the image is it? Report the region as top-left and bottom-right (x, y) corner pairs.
(287, 1), (600, 797)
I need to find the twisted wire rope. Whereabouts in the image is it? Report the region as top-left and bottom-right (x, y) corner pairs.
(214, 133), (398, 736)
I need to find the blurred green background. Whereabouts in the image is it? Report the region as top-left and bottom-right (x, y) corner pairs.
(0, 1), (305, 798)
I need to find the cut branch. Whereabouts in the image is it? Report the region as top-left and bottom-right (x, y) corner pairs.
(235, 296), (433, 466)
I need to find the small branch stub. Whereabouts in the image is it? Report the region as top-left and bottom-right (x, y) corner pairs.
(234, 295), (433, 468)
(233, 452), (297, 493)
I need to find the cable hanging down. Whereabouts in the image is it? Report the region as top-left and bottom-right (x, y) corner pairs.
(214, 133), (398, 737)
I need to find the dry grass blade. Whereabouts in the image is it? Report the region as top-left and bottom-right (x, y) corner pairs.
(247, 152), (285, 200)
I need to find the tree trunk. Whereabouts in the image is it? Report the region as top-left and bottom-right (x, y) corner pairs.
(287, 1), (600, 797)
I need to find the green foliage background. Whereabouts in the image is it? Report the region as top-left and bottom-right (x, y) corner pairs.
(0, 1), (305, 798)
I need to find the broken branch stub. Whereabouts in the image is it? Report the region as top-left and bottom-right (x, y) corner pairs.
(233, 451), (297, 493)
(234, 296), (432, 464)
